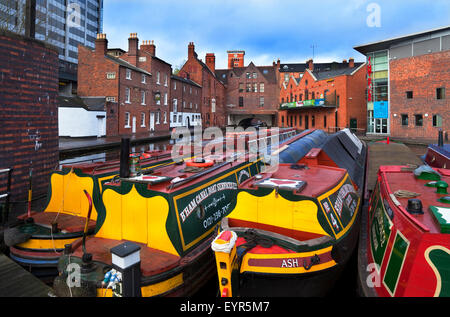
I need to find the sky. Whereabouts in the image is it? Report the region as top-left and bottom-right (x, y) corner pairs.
(103, 0), (450, 70)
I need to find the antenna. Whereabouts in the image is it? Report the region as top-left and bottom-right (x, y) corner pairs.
(310, 44), (317, 60)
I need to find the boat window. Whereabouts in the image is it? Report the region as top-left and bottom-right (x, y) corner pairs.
(383, 199), (394, 220)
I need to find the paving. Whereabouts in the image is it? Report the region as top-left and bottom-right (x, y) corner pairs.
(0, 252), (54, 297)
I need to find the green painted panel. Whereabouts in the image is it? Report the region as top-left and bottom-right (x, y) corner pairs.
(428, 248), (450, 297)
(383, 233), (409, 295)
(369, 184), (392, 267)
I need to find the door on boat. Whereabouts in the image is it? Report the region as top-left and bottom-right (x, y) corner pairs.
(149, 112), (155, 131)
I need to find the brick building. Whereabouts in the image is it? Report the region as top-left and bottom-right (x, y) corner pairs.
(170, 75), (202, 129)
(78, 33), (172, 136)
(354, 26), (450, 140)
(0, 30), (59, 201)
(178, 42), (226, 128)
(278, 59), (367, 133)
(216, 56), (280, 127)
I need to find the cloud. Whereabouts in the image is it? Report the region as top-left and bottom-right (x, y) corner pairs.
(102, 0), (450, 68)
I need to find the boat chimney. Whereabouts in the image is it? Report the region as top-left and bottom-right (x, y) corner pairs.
(406, 199), (424, 215)
(438, 129), (444, 147)
(120, 138), (130, 178)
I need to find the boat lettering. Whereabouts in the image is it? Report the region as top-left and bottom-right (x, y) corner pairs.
(180, 182), (237, 223)
(334, 184), (356, 217)
(322, 201), (331, 213)
(203, 202), (232, 229)
(281, 258), (299, 268)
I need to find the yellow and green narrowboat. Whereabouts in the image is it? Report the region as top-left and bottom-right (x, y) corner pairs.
(52, 129), (301, 297)
(212, 129), (367, 297)
(6, 149), (175, 275)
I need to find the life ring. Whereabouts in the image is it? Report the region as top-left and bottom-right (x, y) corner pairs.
(186, 158), (214, 168)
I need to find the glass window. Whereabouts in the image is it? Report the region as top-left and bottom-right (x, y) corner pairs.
(125, 87), (130, 103)
(141, 91), (146, 105)
(401, 114), (408, 126)
(260, 83), (264, 92)
(126, 69), (131, 80)
(140, 112), (146, 127)
(406, 91), (413, 99)
(125, 112), (130, 127)
(239, 83), (244, 92)
(436, 87), (445, 99)
(433, 114), (442, 127)
(415, 114), (423, 127)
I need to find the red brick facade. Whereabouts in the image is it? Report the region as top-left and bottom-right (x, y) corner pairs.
(216, 62), (280, 127)
(0, 31), (59, 201)
(178, 43), (226, 128)
(78, 33), (170, 136)
(278, 60), (367, 133)
(389, 50), (450, 139)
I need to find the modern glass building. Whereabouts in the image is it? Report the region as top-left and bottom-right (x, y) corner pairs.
(365, 50), (389, 134)
(354, 26), (450, 137)
(1, 0), (103, 88)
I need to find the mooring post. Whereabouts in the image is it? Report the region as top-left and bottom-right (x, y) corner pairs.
(110, 241), (141, 297)
(120, 138), (130, 178)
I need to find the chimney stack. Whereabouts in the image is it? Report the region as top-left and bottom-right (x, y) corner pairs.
(307, 59), (314, 71)
(206, 53), (215, 73)
(277, 58), (281, 70)
(188, 42), (197, 59)
(128, 33), (139, 66)
(349, 57), (355, 68)
(342, 59), (348, 66)
(141, 40), (156, 56)
(95, 33), (108, 56)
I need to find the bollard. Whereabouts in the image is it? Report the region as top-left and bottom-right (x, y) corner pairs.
(120, 138), (130, 178)
(110, 241), (141, 297)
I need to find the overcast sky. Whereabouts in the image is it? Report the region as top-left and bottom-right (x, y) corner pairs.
(103, 0), (450, 70)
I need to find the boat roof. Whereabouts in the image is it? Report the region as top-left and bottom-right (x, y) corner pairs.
(238, 163), (347, 198)
(380, 166), (450, 234)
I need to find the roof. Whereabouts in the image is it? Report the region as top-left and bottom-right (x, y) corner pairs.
(312, 64), (365, 81)
(104, 54), (152, 76)
(353, 25), (450, 54)
(279, 62), (364, 73)
(215, 63), (278, 85)
(58, 96), (106, 112)
(171, 74), (202, 88)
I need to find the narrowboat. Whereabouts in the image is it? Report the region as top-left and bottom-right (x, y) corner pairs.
(358, 143), (450, 297)
(52, 129), (299, 297)
(211, 129), (367, 297)
(5, 147), (175, 275)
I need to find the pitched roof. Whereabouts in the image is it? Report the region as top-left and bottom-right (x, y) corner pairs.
(58, 96), (106, 112)
(171, 74), (202, 88)
(104, 54), (152, 76)
(215, 64), (277, 85)
(312, 64), (364, 80)
(279, 62), (363, 73)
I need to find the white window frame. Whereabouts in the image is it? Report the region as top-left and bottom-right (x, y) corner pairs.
(164, 74), (168, 87)
(156, 71), (160, 84)
(125, 87), (131, 103)
(173, 99), (178, 113)
(124, 112), (131, 128)
(163, 111), (167, 124)
(164, 93), (168, 105)
(126, 69), (132, 80)
(106, 72), (116, 80)
(141, 74), (146, 84)
(141, 91), (146, 105)
(140, 112), (146, 127)
(156, 111), (160, 124)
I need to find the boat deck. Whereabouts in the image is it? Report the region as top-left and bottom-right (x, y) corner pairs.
(382, 167), (450, 234)
(72, 237), (180, 277)
(0, 252), (53, 297)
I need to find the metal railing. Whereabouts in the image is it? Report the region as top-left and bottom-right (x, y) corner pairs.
(0, 168), (12, 225)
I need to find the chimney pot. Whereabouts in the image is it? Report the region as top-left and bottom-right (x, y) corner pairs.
(95, 33), (108, 56)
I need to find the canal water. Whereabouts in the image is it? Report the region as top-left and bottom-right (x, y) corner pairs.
(58, 139), (428, 297)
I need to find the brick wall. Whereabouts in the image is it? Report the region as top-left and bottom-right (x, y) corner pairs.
(278, 65), (367, 132)
(0, 31), (59, 201)
(389, 50), (450, 140)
